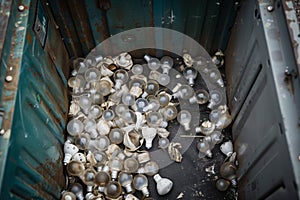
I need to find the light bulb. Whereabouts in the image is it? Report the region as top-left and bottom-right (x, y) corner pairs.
(132, 64), (144, 75)
(173, 85), (194, 100)
(208, 90), (223, 109)
(113, 116), (126, 128)
(135, 98), (148, 113)
(97, 79), (113, 96)
(212, 50), (225, 67)
(124, 157), (139, 173)
(83, 118), (98, 139)
(72, 57), (86, 76)
(103, 109), (115, 121)
(121, 110), (136, 124)
(67, 118), (84, 136)
(90, 92), (104, 105)
(177, 110), (192, 131)
(72, 75), (86, 94)
(208, 68), (224, 87)
(61, 191), (76, 200)
(158, 73), (171, 86)
(93, 151), (107, 171)
(144, 161), (159, 176)
(105, 181), (122, 199)
(216, 178), (230, 191)
(109, 128), (124, 144)
(75, 133), (90, 150)
(189, 89), (210, 104)
(78, 95), (92, 114)
(72, 152), (87, 163)
(68, 77), (79, 89)
(115, 104), (129, 117)
(145, 111), (163, 128)
(153, 174), (173, 195)
(88, 105), (102, 119)
(209, 109), (221, 124)
(80, 168), (96, 192)
(122, 92), (136, 106)
(204, 131), (223, 146)
(63, 140), (79, 165)
(93, 135), (110, 151)
(160, 56), (173, 74)
(108, 157), (123, 180)
(85, 68), (101, 82)
(196, 121), (215, 135)
(144, 55), (160, 71)
(220, 161), (237, 186)
(213, 105), (232, 129)
(133, 174), (150, 197)
(129, 78), (146, 97)
(119, 172), (133, 193)
(115, 52), (133, 68)
(95, 170), (110, 192)
(142, 127), (157, 149)
(142, 80), (159, 98)
(66, 160), (85, 177)
(113, 69), (129, 90)
(69, 183), (84, 200)
(161, 105), (177, 121)
(157, 92), (170, 107)
(220, 141), (233, 157)
(197, 140), (213, 158)
(158, 137), (170, 150)
(183, 67), (197, 86)
(143, 99), (160, 112)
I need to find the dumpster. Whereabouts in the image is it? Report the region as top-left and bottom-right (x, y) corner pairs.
(0, 0), (300, 199)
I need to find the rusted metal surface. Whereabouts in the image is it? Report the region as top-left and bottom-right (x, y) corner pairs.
(0, 0), (12, 59)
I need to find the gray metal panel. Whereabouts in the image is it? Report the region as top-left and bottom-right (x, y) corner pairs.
(226, 0), (300, 199)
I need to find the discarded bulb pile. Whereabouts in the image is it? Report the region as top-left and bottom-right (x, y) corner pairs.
(62, 50), (237, 200)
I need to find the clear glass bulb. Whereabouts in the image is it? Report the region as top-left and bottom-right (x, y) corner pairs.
(71, 75), (86, 94)
(144, 161), (159, 176)
(133, 174), (149, 197)
(93, 151), (107, 170)
(103, 109), (115, 121)
(124, 157), (139, 173)
(69, 183), (84, 200)
(157, 92), (170, 107)
(142, 127), (157, 149)
(67, 118), (84, 136)
(158, 137), (170, 150)
(75, 133), (90, 150)
(108, 157), (123, 180)
(197, 120), (215, 135)
(173, 85), (194, 100)
(113, 69), (129, 89)
(143, 99), (160, 112)
(144, 55), (160, 71)
(72, 152), (87, 163)
(183, 67), (197, 86)
(132, 64), (144, 75)
(72, 57), (86, 76)
(205, 131), (223, 146)
(90, 92), (104, 105)
(113, 116), (126, 128)
(115, 52), (132, 68)
(209, 68), (224, 87)
(109, 128), (124, 144)
(158, 73), (171, 86)
(135, 98), (149, 113)
(220, 161), (237, 186)
(119, 172), (133, 193)
(146, 111), (163, 128)
(85, 68), (101, 82)
(153, 174), (173, 195)
(142, 80), (159, 98)
(83, 118), (98, 139)
(160, 56), (173, 74)
(121, 110), (136, 124)
(189, 89), (210, 104)
(162, 105), (178, 121)
(122, 92), (136, 106)
(63, 140), (79, 165)
(68, 77), (79, 89)
(80, 168), (96, 192)
(97, 79), (112, 96)
(94, 135), (110, 151)
(78, 95), (92, 114)
(66, 160), (85, 177)
(129, 78), (146, 97)
(208, 90), (223, 109)
(115, 104), (129, 117)
(197, 140), (213, 158)
(95, 171), (110, 192)
(61, 191), (76, 200)
(105, 181), (122, 199)
(177, 110), (192, 131)
(88, 105), (102, 119)
(216, 178), (230, 191)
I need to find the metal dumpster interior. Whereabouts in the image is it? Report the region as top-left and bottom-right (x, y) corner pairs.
(0, 0), (300, 199)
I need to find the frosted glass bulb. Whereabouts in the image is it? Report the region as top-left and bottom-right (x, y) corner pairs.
(209, 68), (224, 87)
(197, 140), (213, 158)
(157, 92), (170, 107)
(61, 191), (76, 200)
(158, 74), (170, 86)
(142, 127), (157, 149)
(144, 161), (159, 176)
(108, 157), (123, 179)
(143, 99), (160, 112)
(132, 64), (144, 75)
(162, 105), (178, 121)
(220, 161), (237, 186)
(122, 92), (135, 106)
(113, 69), (129, 89)
(94, 135), (110, 151)
(208, 90), (223, 109)
(83, 118), (98, 139)
(105, 181), (122, 199)
(173, 85), (194, 100)
(115, 104), (129, 116)
(75, 133), (90, 150)
(67, 118), (84, 136)
(119, 172), (133, 193)
(135, 98), (148, 113)
(88, 105), (102, 119)
(216, 178), (230, 191)
(103, 109), (115, 121)
(183, 67), (197, 86)
(79, 95), (92, 114)
(158, 137), (170, 149)
(69, 183), (84, 200)
(97, 79), (112, 96)
(67, 160), (85, 177)
(95, 171), (110, 192)
(109, 128), (124, 144)
(142, 80), (159, 98)
(133, 174), (149, 197)
(189, 89), (210, 104)
(144, 55), (160, 70)
(80, 168), (96, 191)
(85, 68), (101, 82)
(153, 174), (173, 195)
(160, 56), (173, 74)
(90, 92), (104, 105)
(121, 110), (136, 124)
(63, 141), (79, 165)
(124, 157), (139, 173)
(72, 153), (87, 163)
(220, 141), (233, 157)
(146, 111), (163, 127)
(177, 110), (192, 131)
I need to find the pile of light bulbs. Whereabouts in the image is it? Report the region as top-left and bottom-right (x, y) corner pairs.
(62, 50), (234, 200)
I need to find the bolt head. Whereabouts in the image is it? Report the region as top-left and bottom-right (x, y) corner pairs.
(18, 5), (25, 12)
(5, 75), (13, 82)
(267, 5), (274, 12)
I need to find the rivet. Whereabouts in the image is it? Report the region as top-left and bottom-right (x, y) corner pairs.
(267, 5), (274, 12)
(18, 5), (25, 12)
(0, 129), (5, 135)
(5, 75), (13, 82)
